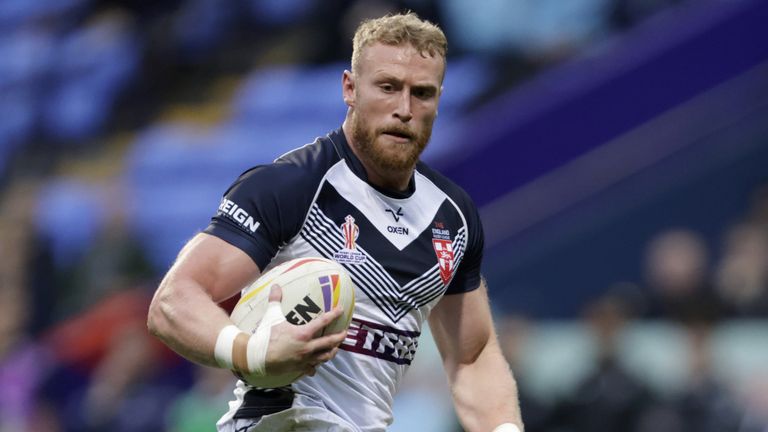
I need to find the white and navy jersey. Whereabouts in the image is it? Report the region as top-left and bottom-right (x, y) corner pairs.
(205, 128), (484, 431)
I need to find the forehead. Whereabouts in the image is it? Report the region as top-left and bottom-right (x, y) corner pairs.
(357, 42), (444, 84)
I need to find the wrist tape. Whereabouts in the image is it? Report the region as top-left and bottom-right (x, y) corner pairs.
(214, 299), (286, 375)
(492, 424), (521, 432)
(246, 299), (286, 376)
(214, 324), (241, 370)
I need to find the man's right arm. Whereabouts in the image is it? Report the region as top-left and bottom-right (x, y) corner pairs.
(147, 232), (345, 374)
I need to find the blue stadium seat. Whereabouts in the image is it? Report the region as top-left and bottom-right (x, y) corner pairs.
(0, 0), (88, 30)
(246, 0), (317, 26)
(126, 179), (225, 269)
(35, 178), (106, 268)
(0, 31), (54, 165)
(42, 12), (141, 142)
(126, 123), (254, 187)
(231, 62), (347, 123)
(0, 88), (36, 161)
(172, 0), (238, 60)
(0, 30), (55, 90)
(217, 118), (340, 157)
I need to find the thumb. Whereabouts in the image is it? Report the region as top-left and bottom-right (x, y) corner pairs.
(268, 284), (282, 303)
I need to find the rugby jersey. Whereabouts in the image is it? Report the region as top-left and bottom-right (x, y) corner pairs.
(205, 128), (484, 431)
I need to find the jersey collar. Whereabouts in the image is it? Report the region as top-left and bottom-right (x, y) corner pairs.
(328, 127), (417, 199)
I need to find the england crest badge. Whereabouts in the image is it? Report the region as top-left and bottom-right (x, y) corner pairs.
(431, 223), (455, 285)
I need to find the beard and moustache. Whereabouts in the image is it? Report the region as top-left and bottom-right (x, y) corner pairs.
(349, 109), (434, 172)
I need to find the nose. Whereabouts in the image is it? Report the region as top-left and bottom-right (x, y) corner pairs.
(393, 90), (412, 123)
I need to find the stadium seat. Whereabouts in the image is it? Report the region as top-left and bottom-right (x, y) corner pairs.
(0, 88), (36, 166)
(0, 30), (55, 90)
(246, 0), (317, 26)
(41, 11), (141, 142)
(0, 0), (88, 30)
(35, 179), (107, 268)
(231, 62), (347, 123)
(172, 0), (238, 60)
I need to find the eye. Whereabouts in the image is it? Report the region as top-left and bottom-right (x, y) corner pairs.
(379, 83), (394, 93)
(411, 88), (435, 100)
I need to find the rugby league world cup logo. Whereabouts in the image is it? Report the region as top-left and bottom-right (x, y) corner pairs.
(333, 215), (367, 264)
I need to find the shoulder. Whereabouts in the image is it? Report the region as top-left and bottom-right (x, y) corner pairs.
(275, 133), (340, 170)
(230, 134), (341, 194)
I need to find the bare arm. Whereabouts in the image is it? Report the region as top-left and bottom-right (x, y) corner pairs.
(147, 232), (345, 373)
(428, 279), (524, 432)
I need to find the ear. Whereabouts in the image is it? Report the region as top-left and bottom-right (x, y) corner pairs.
(342, 70), (355, 107)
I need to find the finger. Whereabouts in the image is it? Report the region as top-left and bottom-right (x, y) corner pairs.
(303, 306), (343, 333)
(308, 344), (334, 359)
(268, 284), (282, 303)
(305, 331), (347, 354)
(313, 346), (339, 363)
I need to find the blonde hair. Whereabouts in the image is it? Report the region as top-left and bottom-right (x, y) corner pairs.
(351, 12), (447, 75)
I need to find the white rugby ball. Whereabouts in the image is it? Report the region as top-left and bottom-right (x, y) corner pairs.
(230, 257), (355, 388)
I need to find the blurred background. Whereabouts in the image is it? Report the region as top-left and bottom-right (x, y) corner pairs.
(1, 0), (767, 431)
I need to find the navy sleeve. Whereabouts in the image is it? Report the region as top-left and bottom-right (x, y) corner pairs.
(203, 161), (317, 270)
(445, 197), (484, 295)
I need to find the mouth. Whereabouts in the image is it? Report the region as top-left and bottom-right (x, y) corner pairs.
(380, 129), (413, 142)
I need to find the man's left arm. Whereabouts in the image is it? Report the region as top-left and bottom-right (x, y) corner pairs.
(428, 278), (524, 432)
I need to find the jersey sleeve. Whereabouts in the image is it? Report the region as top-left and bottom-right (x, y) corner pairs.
(203, 162), (314, 270)
(445, 197), (484, 295)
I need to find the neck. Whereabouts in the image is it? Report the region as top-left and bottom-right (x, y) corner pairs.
(342, 120), (414, 192)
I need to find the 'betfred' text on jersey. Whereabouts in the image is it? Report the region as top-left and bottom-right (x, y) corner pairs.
(341, 318), (420, 365)
(218, 198), (260, 233)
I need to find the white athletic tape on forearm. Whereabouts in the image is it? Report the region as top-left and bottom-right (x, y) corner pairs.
(492, 424), (521, 432)
(246, 300), (287, 376)
(214, 325), (242, 370)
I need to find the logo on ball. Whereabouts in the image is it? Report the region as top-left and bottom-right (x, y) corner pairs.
(318, 274), (341, 312)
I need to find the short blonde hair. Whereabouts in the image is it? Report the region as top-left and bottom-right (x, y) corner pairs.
(351, 12), (447, 75)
